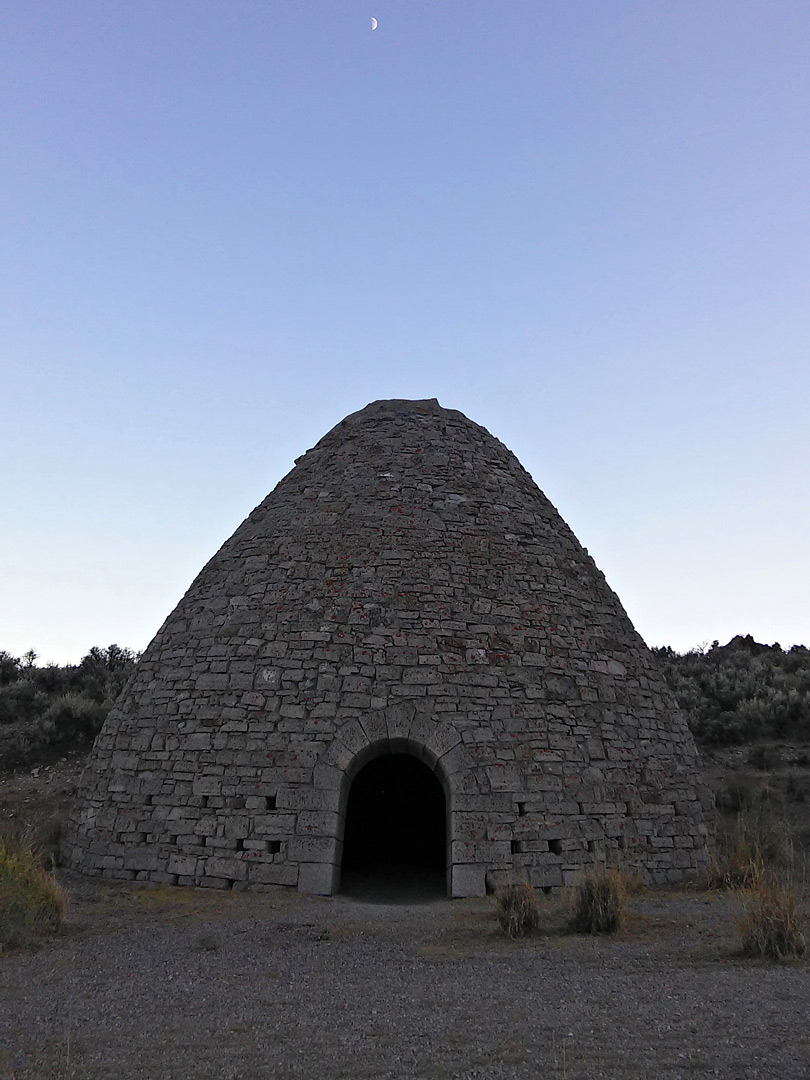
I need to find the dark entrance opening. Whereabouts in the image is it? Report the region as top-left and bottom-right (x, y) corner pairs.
(341, 753), (446, 901)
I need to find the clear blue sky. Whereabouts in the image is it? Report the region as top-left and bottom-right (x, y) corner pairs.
(2, 1), (808, 665)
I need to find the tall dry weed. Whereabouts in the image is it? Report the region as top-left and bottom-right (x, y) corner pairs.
(495, 882), (541, 938)
(738, 873), (806, 960)
(569, 865), (630, 935)
(707, 807), (791, 890)
(0, 825), (67, 950)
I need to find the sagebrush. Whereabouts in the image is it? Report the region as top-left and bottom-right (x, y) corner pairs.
(654, 635), (810, 745)
(0, 644), (138, 768)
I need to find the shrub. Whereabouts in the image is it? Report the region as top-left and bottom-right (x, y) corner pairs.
(715, 770), (783, 814)
(738, 875), (806, 960)
(0, 827), (67, 950)
(0, 651), (22, 686)
(40, 693), (108, 743)
(495, 882), (541, 938)
(653, 638), (810, 745)
(0, 644), (139, 770)
(707, 808), (791, 890)
(785, 772), (807, 803)
(569, 866), (629, 935)
(747, 744), (783, 771)
(0, 680), (48, 726)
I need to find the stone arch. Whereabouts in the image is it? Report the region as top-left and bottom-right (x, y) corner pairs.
(339, 741), (448, 893)
(300, 704), (487, 897)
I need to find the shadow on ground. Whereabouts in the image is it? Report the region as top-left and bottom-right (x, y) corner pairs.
(339, 867), (446, 905)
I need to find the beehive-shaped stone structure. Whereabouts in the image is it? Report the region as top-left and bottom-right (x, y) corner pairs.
(63, 399), (712, 896)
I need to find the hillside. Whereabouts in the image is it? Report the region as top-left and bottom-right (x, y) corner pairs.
(0, 645), (138, 770)
(654, 635), (810, 745)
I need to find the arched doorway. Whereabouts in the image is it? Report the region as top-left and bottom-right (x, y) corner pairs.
(341, 753), (447, 899)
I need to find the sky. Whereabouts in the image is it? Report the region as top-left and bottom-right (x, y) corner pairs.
(2, 0), (808, 666)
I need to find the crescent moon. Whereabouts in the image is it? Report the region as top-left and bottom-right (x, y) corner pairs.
(371, 17), (378, 30)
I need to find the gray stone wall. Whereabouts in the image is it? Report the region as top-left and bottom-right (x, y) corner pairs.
(63, 398), (713, 895)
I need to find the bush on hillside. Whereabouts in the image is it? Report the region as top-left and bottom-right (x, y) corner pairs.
(0, 645), (138, 770)
(39, 694), (109, 743)
(655, 636), (810, 746)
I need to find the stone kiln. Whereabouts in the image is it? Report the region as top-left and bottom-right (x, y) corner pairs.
(63, 399), (712, 895)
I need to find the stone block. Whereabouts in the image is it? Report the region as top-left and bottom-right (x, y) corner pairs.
(249, 862), (299, 886)
(197, 876), (232, 890)
(333, 718), (369, 757)
(253, 814), (296, 835)
(296, 811), (341, 837)
(450, 813), (490, 842)
(450, 863), (487, 897)
(424, 730), (461, 771)
(450, 839), (510, 864)
(312, 763), (343, 790)
(359, 710), (389, 746)
(324, 739), (355, 771)
(406, 710), (437, 748)
(528, 863), (563, 889)
(486, 763), (523, 791)
(298, 862), (339, 895)
(288, 836), (339, 862)
(192, 777), (222, 796)
(276, 787), (341, 813)
(452, 792), (512, 813)
(448, 768), (485, 796)
(437, 741), (470, 778)
(203, 855), (247, 880)
(385, 700), (416, 740)
(167, 854), (199, 877)
(223, 816), (251, 839)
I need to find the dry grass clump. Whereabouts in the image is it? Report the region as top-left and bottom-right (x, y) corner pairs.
(738, 875), (806, 960)
(569, 866), (630, 935)
(710, 806), (806, 960)
(708, 808), (791, 890)
(0, 826), (67, 950)
(495, 882), (541, 938)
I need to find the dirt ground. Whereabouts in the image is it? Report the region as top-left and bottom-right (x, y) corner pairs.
(1, 747), (809, 1080)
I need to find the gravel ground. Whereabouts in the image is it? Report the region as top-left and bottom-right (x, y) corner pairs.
(2, 874), (809, 1080)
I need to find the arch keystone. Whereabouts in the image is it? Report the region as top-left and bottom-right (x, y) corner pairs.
(384, 700), (417, 739)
